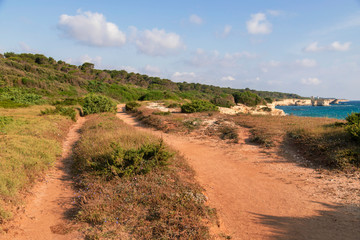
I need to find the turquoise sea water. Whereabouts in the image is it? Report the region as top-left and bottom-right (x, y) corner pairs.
(276, 101), (360, 119)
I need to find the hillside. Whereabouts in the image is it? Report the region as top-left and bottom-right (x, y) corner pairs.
(0, 52), (304, 107)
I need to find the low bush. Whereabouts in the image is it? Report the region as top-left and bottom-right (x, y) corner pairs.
(125, 101), (141, 112)
(41, 106), (77, 121)
(0, 88), (43, 106)
(167, 102), (180, 108)
(139, 90), (178, 101)
(219, 125), (239, 143)
(334, 149), (360, 169)
(52, 97), (80, 106)
(249, 129), (274, 148)
(152, 111), (171, 116)
(345, 112), (360, 141)
(82, 94), (116, 116)
(211, 96), (235, 108)
(183, 118), (202, 131)
(181, 100), (218, 113)
(233, 91), (265, 106)
(82, 140), (172, 178)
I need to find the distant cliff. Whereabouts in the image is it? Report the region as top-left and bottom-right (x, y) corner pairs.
(273, 98), (348, 107)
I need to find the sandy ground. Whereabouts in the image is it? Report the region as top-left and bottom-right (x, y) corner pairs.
(0, 117), (86, 240)
(116, 106), (360, 240)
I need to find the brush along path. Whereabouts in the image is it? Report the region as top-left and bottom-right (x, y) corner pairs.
(1, 117), (86, 240)
(117, 106), (360, 240)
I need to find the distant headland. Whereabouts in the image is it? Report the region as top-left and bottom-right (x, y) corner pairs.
(273, 98), (349, 107)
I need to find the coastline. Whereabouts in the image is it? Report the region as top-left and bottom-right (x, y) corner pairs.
(275, 100), (360, 120)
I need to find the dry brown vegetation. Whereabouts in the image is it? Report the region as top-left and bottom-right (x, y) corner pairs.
(131, 102), (360, 172)
(72, 114), (216, 239)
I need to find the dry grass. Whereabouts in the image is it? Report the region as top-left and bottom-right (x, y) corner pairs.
(72, 114), (216, 239)
(0, 105), (73, 223)
(231, 114), (359, 170)
(131, 102), (359, 171)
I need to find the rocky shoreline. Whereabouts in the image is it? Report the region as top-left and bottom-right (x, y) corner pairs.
(273, 98), (348, 107)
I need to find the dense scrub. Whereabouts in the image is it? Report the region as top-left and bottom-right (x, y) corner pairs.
(124, 101), (141, 112)
(82, 94), (116, 115)
(41, 105), (77, 121)
(72, 114), (216, 239)
(345, 112), (360, 141)
(232, 91), (267, 106)
(181, 100), (218, 113)
(0, 52), (302, 109)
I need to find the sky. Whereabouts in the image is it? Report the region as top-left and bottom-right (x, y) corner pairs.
(0, 0), (359, 99)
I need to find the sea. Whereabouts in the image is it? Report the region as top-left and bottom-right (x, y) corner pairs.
(275, 101), (360, 120)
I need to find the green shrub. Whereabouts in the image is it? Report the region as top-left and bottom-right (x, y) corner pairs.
(0, 88), (43, 105)
(41, 106), (77, 121)
(139, 90), (178, 101)
(125, 101), (141, 112)
(0, 100), (28, 108)
(183, 118), (202, 130)
(82, 95), (116, 116)
(345, 112), (360, 141)
(211, 96), (235, 108)
(152, 111), (171, 116)
(53, 97), (79, 106)
(167, 103), (180, 108)
(334, 149), (360, 169)
(86, 140), (172, 178)
(181, 100), (218, 113)
(219, 125), (239, 143)
(233, 91), (265, 106)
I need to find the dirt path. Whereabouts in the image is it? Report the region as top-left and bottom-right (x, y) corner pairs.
(117, 107), (360, 240)
(1, 117), (86, 240)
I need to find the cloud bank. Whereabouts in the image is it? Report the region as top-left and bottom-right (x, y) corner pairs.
(58, 10), (126, 47)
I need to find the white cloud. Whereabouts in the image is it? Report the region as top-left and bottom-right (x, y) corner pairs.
(331, 41), (351, 51)
(246, 13), (272, 35)
(222, 25), (232, 37)
(19, 42), (37, 53)
(120, 65), (138, 73)
(134, 28), (185, 56)
(172, 72), (196, 81)
(189, 14), (203, 25)
(65, 54), (102, 67)
(221, 76), (235, 81)
(189, 49), (256, 68)
(304, 42), (322, 52)
(301, 77), (321, 85)
(296, 58), (317, 67)
(143, 65), (161, 75)
(304, 41), (351, 52)
(58, 10), (126, 47)
(172, 72), (196, 78)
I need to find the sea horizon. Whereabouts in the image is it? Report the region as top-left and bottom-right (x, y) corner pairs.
(276, 100), (360, 120)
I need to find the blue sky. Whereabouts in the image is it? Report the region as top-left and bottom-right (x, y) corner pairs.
(0, 0), (359, 99)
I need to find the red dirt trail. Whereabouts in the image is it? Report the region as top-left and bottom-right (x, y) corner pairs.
(116, 106), (360, 240)
(0, 117), (86, 240)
